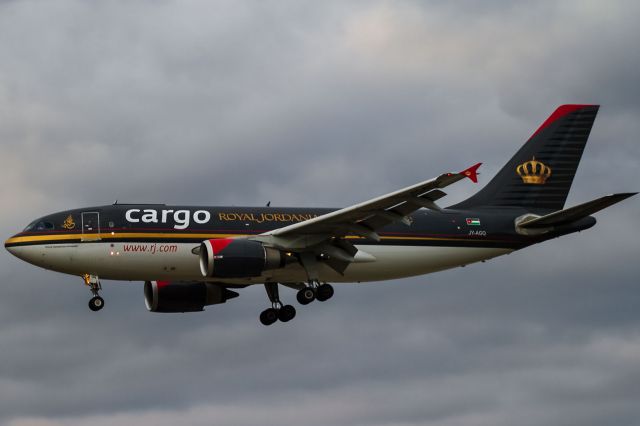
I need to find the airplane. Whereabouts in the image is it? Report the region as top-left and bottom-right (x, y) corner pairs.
(4, 104), (636, 325)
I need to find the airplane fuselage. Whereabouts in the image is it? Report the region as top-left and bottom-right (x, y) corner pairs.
(4, 204), (594, 285)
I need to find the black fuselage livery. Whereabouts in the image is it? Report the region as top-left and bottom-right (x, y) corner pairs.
(5, 204), (595, 250)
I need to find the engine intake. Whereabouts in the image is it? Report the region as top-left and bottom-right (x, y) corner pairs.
(199, 238), (283, 278)
(144, 280), (239, 313)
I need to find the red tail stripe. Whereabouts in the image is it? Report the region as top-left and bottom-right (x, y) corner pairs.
(528, 104), (597, 141)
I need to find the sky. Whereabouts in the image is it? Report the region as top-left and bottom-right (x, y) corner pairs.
(0, 0), (639, 425)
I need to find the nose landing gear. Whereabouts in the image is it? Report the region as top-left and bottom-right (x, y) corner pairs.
(89, 295), (105, 311)
(83, 274), (104, 312)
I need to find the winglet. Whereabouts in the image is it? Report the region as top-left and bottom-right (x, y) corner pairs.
(459, 163), (482, 183)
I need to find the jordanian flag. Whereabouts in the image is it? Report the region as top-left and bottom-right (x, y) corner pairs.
(466, 218), (481, 226)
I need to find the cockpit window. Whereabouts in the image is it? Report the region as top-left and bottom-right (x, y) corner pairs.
(38, 222), (54, 231)
(23, 221), (37, 231)
(24, 221), (54, 231)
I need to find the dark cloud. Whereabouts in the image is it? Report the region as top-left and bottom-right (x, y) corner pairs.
(1, 1), (639, 425)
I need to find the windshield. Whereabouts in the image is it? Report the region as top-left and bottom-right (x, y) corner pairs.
(24, 220), (55, 232)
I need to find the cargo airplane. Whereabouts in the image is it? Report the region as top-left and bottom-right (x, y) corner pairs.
(5, 105), (636, 325)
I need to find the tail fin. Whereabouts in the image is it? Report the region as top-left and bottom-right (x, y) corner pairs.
(454, 104), (600, 211)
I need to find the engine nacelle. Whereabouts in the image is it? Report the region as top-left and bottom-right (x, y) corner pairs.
(144, 280), (239, 313)
(199, 238), (283, 278)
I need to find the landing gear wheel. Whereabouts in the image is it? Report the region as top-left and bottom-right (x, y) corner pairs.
(296, 287), (316, 305)
(88, 296), (104, 312)
(316, 284), (334, 302)
(278, 305), (296, 322)
(84, 275), (104, 312)
(259, 308), (279, 326)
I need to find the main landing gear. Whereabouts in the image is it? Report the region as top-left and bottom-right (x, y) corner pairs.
(260, 282), (296, 326)
(258, 252), (337, 325)
(83, 274), (104, 312)
(295, 252), (334, 306)
(296, 281), (334, 305)
(259, 281), (335, 326)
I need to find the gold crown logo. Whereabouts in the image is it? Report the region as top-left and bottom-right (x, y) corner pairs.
(516, 157), (551, 184)
(61, 215), (76, 230)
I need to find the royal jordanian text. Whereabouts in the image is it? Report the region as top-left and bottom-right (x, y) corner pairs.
(218, 212), (318, 224)
(125, 209), (317, 229)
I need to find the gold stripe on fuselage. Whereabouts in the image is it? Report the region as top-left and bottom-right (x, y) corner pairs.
(5, 233), (240, 245)
(5, 232), (509, 246)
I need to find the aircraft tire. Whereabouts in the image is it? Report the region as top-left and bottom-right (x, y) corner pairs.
(316, 284), (334, 302)
(296, 288), (315, 305)
(259, 308), (278, 326)
(278, 305), (296, 322)
(88, 296), (104, 312)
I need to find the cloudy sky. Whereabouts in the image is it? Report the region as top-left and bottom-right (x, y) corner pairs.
(1, 0), (639, 425)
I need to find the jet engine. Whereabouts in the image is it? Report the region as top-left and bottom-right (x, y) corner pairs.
(199, 238), (283, 278)
(144, 280), (239, 313)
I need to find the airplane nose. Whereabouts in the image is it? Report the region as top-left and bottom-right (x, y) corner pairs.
(5, 235), (42, 265)
(5, 237), (17, 256)
(5, 234), (27, 260)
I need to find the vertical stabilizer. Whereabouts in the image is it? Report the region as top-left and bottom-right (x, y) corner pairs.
(453, 105), (599, 211)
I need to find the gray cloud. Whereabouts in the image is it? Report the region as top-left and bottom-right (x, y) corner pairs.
(1, 0), (639, 425)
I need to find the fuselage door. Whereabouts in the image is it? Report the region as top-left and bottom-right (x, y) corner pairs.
(81, 212), (101, 241)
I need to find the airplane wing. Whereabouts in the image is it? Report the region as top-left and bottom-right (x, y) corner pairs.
(258, 163), (481, 248)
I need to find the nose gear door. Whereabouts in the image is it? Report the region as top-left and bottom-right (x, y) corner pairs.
(81, 212), (101, 241)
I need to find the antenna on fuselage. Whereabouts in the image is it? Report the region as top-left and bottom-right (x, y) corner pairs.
(266, 201), (271, 207)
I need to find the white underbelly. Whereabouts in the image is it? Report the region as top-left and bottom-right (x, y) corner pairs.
(332, 245), (511, 282)
(264, 245), (512, 283)
(11, 242), (512, 283)
(10, 242), (202, 281)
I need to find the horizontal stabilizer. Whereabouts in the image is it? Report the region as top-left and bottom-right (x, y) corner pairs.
(518, 193), (637, 228)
